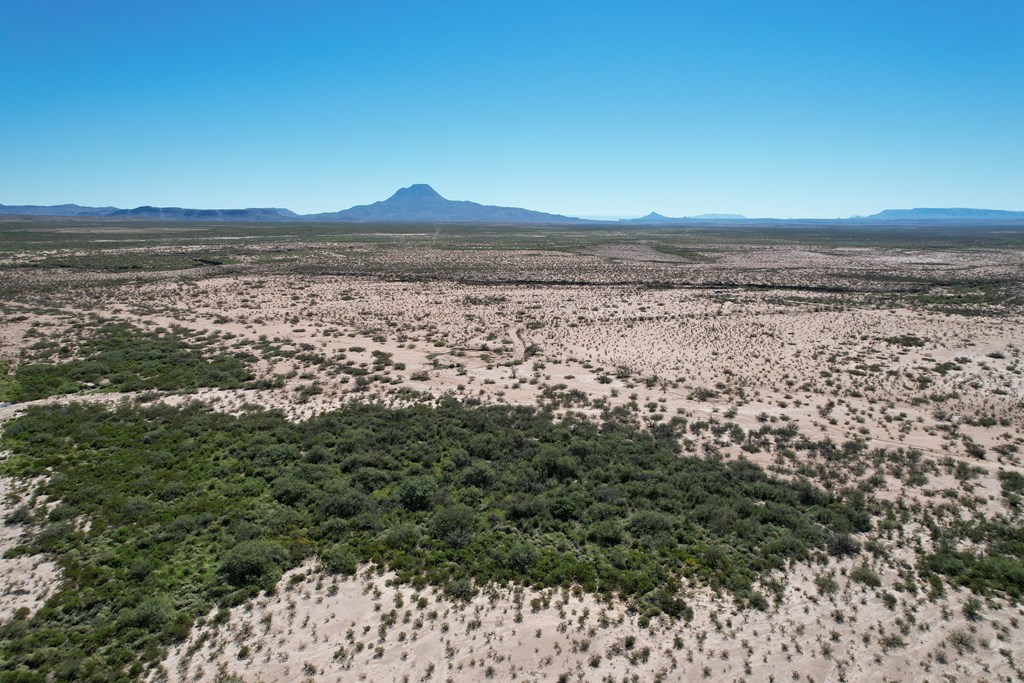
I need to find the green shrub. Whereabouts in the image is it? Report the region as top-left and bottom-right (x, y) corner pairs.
(431, 505), (477, 548)
(397, 475), (438, 511)
(962, 596), (983, 621)
(445, 577), (477, 602)
(815, 574), (840, 597)
(849, 562), (882, 588)
(221, 540), (288, 588)
(321, 543), (359, 576)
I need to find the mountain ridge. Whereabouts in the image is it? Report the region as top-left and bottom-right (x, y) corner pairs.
(107, 206), (301, 221)
(0, 203), (120, 217)
(0, 185), (585, 223)
(3, 192), (1024, 223)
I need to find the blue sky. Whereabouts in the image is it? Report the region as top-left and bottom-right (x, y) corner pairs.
(2, 1), (1022, 217)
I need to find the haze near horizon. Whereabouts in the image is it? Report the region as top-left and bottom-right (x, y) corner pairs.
(2, 1), (1022, 218)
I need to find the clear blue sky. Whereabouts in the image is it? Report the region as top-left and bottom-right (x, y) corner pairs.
(2, 1), (1022, 218)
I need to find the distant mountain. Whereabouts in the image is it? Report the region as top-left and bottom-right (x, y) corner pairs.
(1, 186), (584, 223)
(107, 206), (301, 221)
(306, 184), (586, 223)
(628, 212), (673, 223)
(0, 203), (119, 216)
(8, 195), (1023, 225)
(0, 203), (300, 221)
(863, 208), (1024, 221)
(692, 213), (747, 220)
(622, 211), (748, 223)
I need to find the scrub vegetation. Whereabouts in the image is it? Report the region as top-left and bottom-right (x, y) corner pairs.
(1, 398), (872, 680)
(1, 322), (251, 402)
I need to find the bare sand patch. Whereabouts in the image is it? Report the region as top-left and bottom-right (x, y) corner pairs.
(157, 559), (1024, 683)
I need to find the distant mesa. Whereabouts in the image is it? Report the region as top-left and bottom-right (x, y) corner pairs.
(107, 206), (301, 221)
(862, 208), (1024, 221)
(622, 211), (748, 223)
(692, 213), (748, 220)
(0, 203), (120, 217)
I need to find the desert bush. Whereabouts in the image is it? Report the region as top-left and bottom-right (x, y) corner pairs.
(321, 543), (359, 575)
(849, 562), (882, 588)
(221, 540), (288, 588)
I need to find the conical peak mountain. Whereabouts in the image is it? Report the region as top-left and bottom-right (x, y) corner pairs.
(313, 184), (585, 223)
(387, 184), (444, 202)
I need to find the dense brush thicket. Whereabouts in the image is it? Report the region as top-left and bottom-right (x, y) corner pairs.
(0, 399), (871, 681)
(1, 323), (252, 402)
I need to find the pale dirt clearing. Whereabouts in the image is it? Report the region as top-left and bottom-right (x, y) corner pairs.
(156, 560), (1024, 683)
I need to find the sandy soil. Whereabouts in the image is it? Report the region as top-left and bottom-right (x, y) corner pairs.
(155, 559), (1024, 683)
(0, 470), (59, 622)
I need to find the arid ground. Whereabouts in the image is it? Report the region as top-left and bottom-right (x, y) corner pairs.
(2, 220), (1023, 682)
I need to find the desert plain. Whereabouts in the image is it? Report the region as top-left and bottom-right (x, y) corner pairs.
(1, 219), (1023, 682)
